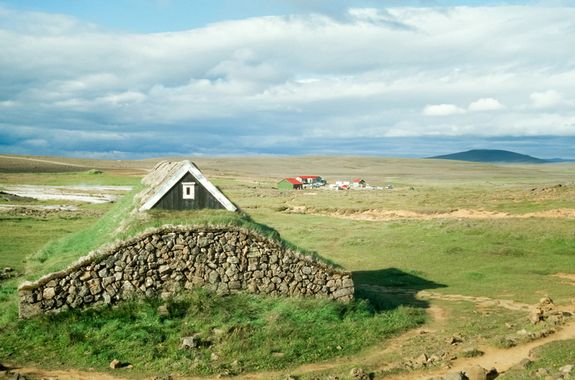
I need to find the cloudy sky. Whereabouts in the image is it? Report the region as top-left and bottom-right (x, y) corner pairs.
(1, 0), (574, 159)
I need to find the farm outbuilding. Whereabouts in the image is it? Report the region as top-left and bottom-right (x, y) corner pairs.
(296, 175), (326, 187)
(278, 178), (303, 190)
(138, 160), (237, 212)
(352, 178), (366, 188)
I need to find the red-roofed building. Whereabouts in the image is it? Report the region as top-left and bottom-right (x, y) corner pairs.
(296, 175), (326, 188)
(278, 177), (303, 190)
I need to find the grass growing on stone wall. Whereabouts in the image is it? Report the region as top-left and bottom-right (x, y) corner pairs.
(120, 209), (339, 266)
(0, 289), (424, 377)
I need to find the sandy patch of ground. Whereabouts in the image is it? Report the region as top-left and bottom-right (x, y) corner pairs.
(554, 273), (575, 286)
(0, 185), (132, 204)
(288, 207), (575, 221)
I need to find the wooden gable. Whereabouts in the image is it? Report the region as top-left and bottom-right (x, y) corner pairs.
(139, 161), (237, 212)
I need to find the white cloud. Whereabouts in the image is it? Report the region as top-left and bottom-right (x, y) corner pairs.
(468, 98), (505, 111)
(423, 104), (466, 116)
(530, 90), (564, 109)
(0, 5), (575, 157)
(0, 100), (17, 107)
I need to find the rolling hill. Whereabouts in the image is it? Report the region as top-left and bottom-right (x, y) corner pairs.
(429, 149), (548, 164)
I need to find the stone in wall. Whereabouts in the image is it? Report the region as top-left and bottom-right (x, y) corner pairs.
(18, 225), (354, 318)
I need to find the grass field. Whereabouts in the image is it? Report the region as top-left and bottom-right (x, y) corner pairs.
(0, 206), (108, 272)
(0, 154), (574, 379)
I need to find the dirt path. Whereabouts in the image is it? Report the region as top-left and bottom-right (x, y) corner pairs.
(417, 290), (533, 312)
(1, 366), (126, 380)
(288, 207), (575, 221)
(392, 317), (575, 380)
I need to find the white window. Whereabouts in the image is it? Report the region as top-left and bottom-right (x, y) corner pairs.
(182, 182), (196, 199)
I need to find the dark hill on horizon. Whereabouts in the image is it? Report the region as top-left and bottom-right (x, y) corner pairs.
(429, 149), (548, 164)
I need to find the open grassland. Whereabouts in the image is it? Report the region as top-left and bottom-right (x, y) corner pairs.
(0, 205), (108, 272)
(0, 155), (574, 379)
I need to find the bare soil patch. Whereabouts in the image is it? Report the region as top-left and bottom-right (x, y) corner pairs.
(554, 273), (575, 286)
(417, 290), (533, 312)
(0, 365), (127, 380)
(287, 207), (575, 221)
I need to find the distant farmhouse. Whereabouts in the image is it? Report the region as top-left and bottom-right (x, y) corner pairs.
(277, 177), (303, 190)
(296, 175), (326, 188)
(329, 178), (381, 190)
(138, 160), (237, 212)
(278, 175), (326, 190)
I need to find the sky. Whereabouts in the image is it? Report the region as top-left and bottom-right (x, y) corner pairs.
(1, 0), (575, 159)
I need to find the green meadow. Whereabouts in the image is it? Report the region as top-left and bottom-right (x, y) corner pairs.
(0, 155), (574, 379)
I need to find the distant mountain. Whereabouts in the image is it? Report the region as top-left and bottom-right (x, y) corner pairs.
(545, 157), (575, 163)
(429, 149), (548, 164)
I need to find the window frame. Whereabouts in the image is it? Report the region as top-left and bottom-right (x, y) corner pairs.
(182, 182), (196, 199)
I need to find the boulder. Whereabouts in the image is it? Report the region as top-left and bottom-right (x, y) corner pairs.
(461, 365), (487, 380)
(42, 287), (56, 300)
(181, 334), (209, 349)
(486, 367), (499, 380)
(447, 334), (464, 345)
(350, 367), (369, 380)
(416, 353), (429, 365)
(516, 358), (532, 369)
(535, 368), (550, 377)
(157, 304), (169, 317)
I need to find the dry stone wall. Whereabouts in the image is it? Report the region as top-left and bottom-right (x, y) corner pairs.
(19, 225), (354, 318)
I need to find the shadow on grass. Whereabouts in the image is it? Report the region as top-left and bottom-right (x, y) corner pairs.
(353, 268), (447, 312)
